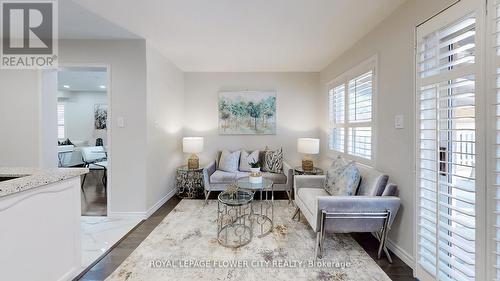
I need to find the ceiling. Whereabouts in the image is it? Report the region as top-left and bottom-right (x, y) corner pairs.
(59, 1), (139, 40)
(66, 0), (406, 72)
(58, 68), (108, 92)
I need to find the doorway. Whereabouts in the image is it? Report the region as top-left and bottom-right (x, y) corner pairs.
(56, 66), (110, 216)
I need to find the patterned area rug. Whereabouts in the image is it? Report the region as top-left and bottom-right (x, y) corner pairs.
(106, 200), (391, 281)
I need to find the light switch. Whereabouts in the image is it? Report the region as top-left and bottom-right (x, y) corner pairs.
(395, 115), (404, 129)
(117, 117), (125, 128)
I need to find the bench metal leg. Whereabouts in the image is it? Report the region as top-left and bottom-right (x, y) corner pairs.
(315, 231), (321, 259)
(292, 207), (300, 220)
(377, 211), (392, 263)
(316, 211), (326, 259)
(204, 190), (211, 205)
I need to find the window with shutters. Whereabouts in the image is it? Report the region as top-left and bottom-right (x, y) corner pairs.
(490, 1), (500, 280)
(416, 2), (480, 280)
(57, 103), (65, 139)
(328, 58), (375, 163)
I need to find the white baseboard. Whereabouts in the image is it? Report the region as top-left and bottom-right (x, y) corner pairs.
(60, 266), (80, 281)
(385, 238), (415, 271)
(144, 188), (176, 219)
(369, 233), (415, 272)
(109, 188), (176, 220)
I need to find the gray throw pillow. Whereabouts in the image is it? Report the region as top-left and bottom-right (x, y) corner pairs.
(219, 150), (241, 172)
(262, 147), (283, 173)
(239, 150), (260, 172)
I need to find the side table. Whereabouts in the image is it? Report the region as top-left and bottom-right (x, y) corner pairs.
(176, 165), (205, 198)
(293, 166), (324, 175)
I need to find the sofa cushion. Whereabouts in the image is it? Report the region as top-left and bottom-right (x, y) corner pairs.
(327, 163), (360, 196)
(239, 150), (260, 172)
(298, 187), (329, 218)
(219, 150), (241, 172)
(261, 172), (287, 184)
(356, 164), (388, 196)
(262, 147), (283, 173)
(236, 171), (250, 179)
(210, 170), (237, 184)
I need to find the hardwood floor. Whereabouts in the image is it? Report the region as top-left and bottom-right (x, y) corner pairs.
(351, 233), (415, 281)
(81, 170), (107, 216)
(76, 194), (415, 281)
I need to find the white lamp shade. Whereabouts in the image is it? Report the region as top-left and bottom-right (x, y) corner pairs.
(183, 137), (204, 153)
(297, 138), (320, 154)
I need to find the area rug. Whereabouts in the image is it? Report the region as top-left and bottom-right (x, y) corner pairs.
(106, 200), (391, 281)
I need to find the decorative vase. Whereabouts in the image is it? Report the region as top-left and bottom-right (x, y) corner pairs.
(249, 174), (262, 184)
(250, 167), (260, 173)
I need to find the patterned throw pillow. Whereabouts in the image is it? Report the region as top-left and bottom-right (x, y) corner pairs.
(239, 150), (260, 172)
(262, 147), (283, 173)
(324, 156), (361, 196)
(219, 150), (241, 172)
(334, 163), (361, 196)
(324, 155), (346, 192)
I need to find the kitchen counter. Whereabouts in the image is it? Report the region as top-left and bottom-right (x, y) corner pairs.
(0, 167), (88, 198)
(0, 167), (89, 280)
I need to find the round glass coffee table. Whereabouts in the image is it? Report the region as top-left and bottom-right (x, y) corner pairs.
(236, 177), (274, 238)
(217, 189), (253, 248)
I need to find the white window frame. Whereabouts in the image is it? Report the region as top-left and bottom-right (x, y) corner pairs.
(327, 55), (377, 166)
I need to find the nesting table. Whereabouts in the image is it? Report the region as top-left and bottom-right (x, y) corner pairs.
(217, 190), (253, 248)
(217, 177), (274, 248)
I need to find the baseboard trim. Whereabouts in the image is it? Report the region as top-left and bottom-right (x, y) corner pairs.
(144, 188), (176, 219)
(369, 233), (415, 272)
(385, 238), (415, 271)
(109, 188), (176, 220)
(108, 212), (145, 220)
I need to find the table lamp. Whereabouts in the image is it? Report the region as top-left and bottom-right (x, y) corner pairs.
(183, 137), (204, 169)
(297, 138), (319, 172)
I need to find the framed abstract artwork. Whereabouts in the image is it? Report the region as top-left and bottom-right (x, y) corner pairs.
(218, 91), (276, 135)
(94, 104), (108, 130)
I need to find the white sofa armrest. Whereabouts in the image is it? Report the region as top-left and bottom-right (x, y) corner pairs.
(283, 160), (293, 185)
(203, 160), (217, 191)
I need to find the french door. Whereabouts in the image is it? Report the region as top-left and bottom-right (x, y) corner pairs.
(415, 0), (487, 280)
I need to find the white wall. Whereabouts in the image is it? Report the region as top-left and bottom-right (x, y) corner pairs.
(59, 39), (148, 214)
(318, 0), (456, 266)
(184, 72), (320, 166)
(0, 70), (40, 167)
(59, 91), (108, 146)
(145, 44), (185, 210)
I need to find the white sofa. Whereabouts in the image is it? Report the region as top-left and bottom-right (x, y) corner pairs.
(203, 150), (293, 202)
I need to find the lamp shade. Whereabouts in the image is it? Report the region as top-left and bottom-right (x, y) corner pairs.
(183, 137), (204, 153)
(297, 138), (320, 154)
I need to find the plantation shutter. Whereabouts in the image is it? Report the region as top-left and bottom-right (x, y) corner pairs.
(329, 84), (345, 152)
(347, 71), (373, 159)
(416, 1), (481, 280)
(57, 103), (65, 139)
(490, 0), (500, 279)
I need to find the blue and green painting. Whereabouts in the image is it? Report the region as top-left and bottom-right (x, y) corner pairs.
(218, 91), (276, 135)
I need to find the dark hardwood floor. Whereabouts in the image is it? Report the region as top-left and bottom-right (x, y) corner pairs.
(76, 193), (415, 281)
(81, 171), (107, 216)
(351, 233), (415, 281)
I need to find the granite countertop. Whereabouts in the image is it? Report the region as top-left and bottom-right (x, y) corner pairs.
(0, 167), (89, 198)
